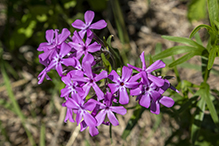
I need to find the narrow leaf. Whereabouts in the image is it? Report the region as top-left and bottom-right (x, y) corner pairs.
(162, 35), (206, 50)
(207, 0), (219, 28)
(153, 46), (199, 60)
(169, 51), (199, 67)
(207, 45), (217, 70)
(190, 24), (213, 38)
(191, 89), (206, 144)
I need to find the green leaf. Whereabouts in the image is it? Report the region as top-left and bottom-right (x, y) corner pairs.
(169, 51), (201, 67)
(207, 45), (217, 70)
(207, 0), (219, 28)
(122, 106), (145, 140)
(40, 123), (46, 146)
(162, 35), (206, 50)
(201, 83), (219, 124)
(191, 89), (206, 144)
(190, 24), (213, 38)
(101, 53), (112, 72)
(153, 46), (199, 60)
(188, 0), (207, 22)
(214, 20), (219, 30)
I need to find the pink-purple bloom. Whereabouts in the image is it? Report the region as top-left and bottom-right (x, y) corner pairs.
(72, 10), (107, 38)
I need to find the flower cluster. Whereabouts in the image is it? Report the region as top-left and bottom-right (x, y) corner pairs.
(37, 10), (178, 136)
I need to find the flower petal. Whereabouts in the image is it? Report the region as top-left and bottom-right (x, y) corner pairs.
(96, 109), (106, 126)
(140, 51), (146, 70)
(62, 58), (76, 67)
(45, 29), (54, 43)
(59, 42), (71, 57)
(110, 106), (127, 115)
(146, 60), (165, 73)
(150, 101), (160, 115)
(84, 10), (94, 26)
(130, 85), (142, 96)
(84, 111), (97, 127)
(108, 83), (119, 94)
(119, 87), (129, 104)
(148, 74), (164, 87)
(58, 28), (70, 44)
(121, 66), (132, 82)
(94, 70), (108, 82)
(72, 19), (86, 29)
(92, 83), (104, 100)
(108, 70), (120, 83)
(87, 42), (101, 53)
(159, 96), (174, 107)
(139, 93), (151, 108)
(107, 111), (119, 126)
(89, 20), (107, 29)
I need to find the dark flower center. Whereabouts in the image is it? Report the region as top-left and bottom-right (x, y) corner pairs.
(90, 79), (94, 83)
(83, 46), (87, 51)
(120, 82), (124, 86)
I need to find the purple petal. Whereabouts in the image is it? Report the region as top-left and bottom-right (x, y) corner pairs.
(92, 83), (104, 100)
(83, 53), (94, 65)
(65, 98), (80, 109)
(61, 75), (71, 84)
(84, 99), (97, 111)
(64, 108), (75, 123)
(89, 127), (99, 137)
(110, 106), (127, 115)
(87, 42), (101, 53)
(107, 111), (119, 126)
(108, 83), (119, 94)
(119, 87), (129, 104)
(96, 109), (107, 126)
(82, 61), (93, 78)
(150, 90), (161, 102)
(56, 63), (63, 76)
(129, 73), (142, 82)
(39, 50), (53, 61)
(125, 82), (139, 89)
(127, 64), (142, 72)
(45, 29), (54, 43)
(82, 83), (91, 98)
(59, 42), (71, 57)
(78, 30), (87, 39)
(140, 51), (146, 70)
(94, 70), (108, 81)
(150, 101), (160, 115)
(62, 58), (76, 67)
(83, 111), (97, 127)
(72, 19), (86, 29)
(80, 120), (87, 131)
(58, 28), (70, 44)
(84, 10), (94, 26)
(146, 60), (165, 73)
(130, 85), (142, 96)
(89, 20), (107, 29)
(108, 70), (120, 83)
(148, 74), (164, 87)
(47, 60), (56, 71)
(159, 96), (174, 107)
(121, 66), (132, 82)
(139, 93), (151, 108)
(61, 87), (70, 97)
(76, 110), (83, 125)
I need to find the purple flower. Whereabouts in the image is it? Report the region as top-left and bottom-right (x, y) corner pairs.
(150, 96), (175, 115)
(128, 51), (166, 87)
(62, 94), (97, 127)
(37, 58), (51, 84)
(130, 79), (161, 108)
(46, 42), (76, 76)
(68, 31), (101, 59)
(72, 10), (107, 38)
(64, 107), (75, 123)
(61, 71), (84, 98)
(108, 66), (139, 104)
(95, 92), (127, 126)
(71, 61), (108, 100)
(38, 28), (71, 61)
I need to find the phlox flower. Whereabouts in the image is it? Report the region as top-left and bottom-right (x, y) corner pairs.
(72, 10), (107, 38)
(94, 92), (127, 126)
(38, 28), (70, 61)
(128, 51), (166, 87)
(62, 94), (97, 127)
(68, 30), (101, 59)
(108, 66), (139, 104)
